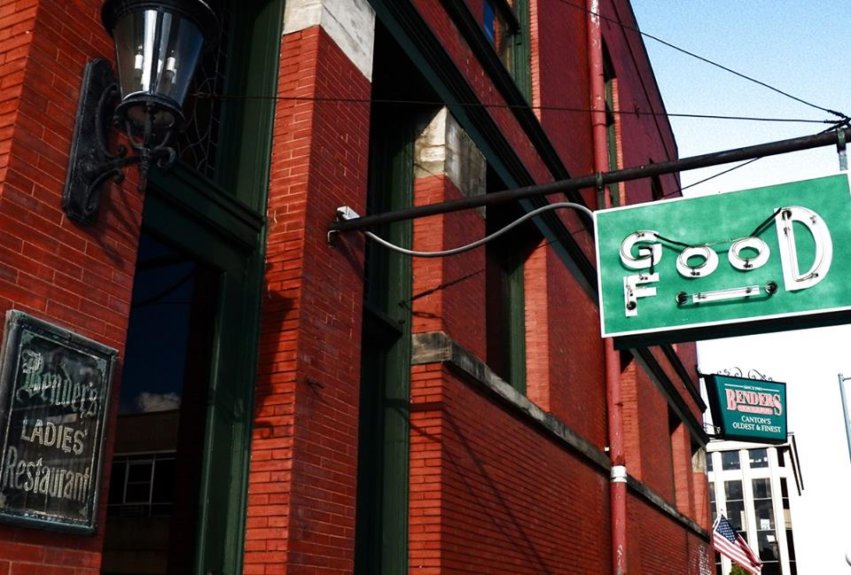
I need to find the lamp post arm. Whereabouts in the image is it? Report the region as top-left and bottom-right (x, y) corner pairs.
(329, 126), (851, 234)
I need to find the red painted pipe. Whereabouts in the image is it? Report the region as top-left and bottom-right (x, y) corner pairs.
(586, 1), (627, 573)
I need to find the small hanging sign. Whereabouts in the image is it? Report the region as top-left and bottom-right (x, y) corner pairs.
(0, 311), (116, 533)
(704, 373), (787, 444)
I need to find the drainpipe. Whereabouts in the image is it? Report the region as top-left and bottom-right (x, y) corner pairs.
(587, 1), (627, 574)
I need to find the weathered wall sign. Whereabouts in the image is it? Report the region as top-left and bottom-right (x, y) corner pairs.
(595, 174), (851, 347)
(0, 311), (116, 532)
(704, 374), (787, 443)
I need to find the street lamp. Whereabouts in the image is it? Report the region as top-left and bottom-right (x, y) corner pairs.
(62, 0), (217, 225)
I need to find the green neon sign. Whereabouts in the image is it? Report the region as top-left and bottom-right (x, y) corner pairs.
(595, 174), (851, 346)
(704, 374), (787, 443)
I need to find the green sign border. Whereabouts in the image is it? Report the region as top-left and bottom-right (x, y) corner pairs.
(595, 174), (851, 347)
(704, 374), (787, 444)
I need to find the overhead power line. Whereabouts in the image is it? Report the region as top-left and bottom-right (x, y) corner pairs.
(557, 0), (849, 122)
(195, 92), (834, 126)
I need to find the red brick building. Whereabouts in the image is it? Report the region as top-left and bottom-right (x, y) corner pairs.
(0, 0), (711, 573)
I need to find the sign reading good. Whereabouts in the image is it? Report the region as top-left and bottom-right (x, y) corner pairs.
(704, 374), (787, 443)
(595, 174), (851, 347)
(0, 311), (116, 533)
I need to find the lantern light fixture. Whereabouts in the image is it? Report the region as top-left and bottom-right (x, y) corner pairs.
(62, 0), (217, 225)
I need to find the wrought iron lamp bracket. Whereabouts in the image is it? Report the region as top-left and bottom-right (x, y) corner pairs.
(62, 58), (177, 225)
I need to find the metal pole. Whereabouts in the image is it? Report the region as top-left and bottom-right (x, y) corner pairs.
(329, 126), (851, 232)
(840, 374), (851, 463)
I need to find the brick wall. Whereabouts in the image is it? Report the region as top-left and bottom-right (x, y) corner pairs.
(412, 174), (487, 359)
(526, 244), (608, 446)
(0, 1), (138, 573)
(628, 495), (711, 574)
(248, 24), (371, 574)
(409, 366), (611, 574)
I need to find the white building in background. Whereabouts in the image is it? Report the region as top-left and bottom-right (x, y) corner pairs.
(697, 325), (851, 573)
(706, 439), (802, 575)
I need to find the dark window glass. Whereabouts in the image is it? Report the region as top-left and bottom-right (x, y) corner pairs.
(176, 0), (230, 180)
(483, 1), (496, 44)
(651, 174), (664, 201)
(752, 478), (779, 569)
(753, 477), (772, 499)
(781, 478), (790, 507)
(485, 168), (537, 392)
(706, 452), (714, 471)
(152, 457), (177, 503)
(482, 0), (530, 98)
(721, 450), (741, 470)
(725, 480), (743, 500)
(108, 462), (127, 505)
(749, 448), (769, 468)
(125, 483), (151, 504)
(725, 480), (745, 531)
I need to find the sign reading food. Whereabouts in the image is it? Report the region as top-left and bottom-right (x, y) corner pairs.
(595, 174), (851, 347)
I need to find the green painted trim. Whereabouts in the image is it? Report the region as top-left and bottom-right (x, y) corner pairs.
(371, 0), (705, 486)
(355, 108), (413, 575)
(141, 190), (264, 575)
(139, 1), (282, 572)
(510, 0), (531, 101)
(506, 257), (527, 393)
(149, 166), (263, 255)
(217, 0), (284, 211)
(370, 0), (596, 295)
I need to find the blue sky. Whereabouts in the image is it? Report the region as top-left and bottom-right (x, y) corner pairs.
(631, 1), (849, 195)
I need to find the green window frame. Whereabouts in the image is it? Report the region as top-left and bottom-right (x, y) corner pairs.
(603, 47), (620, 206)
(485, 172), (537, 393)
(483, 0), (531, 100)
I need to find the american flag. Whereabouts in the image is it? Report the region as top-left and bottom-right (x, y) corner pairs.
(712, 515), (763, 575)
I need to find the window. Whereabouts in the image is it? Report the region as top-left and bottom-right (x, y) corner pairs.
(651, 174), (664, 201)
(708, 446), (799, 574)
(108, 453), (177, 517)
(725, 480), (745, 530)
(171, 0), (280, 210)
(602, 48), (621, 207)
(485, 169), (538, 392)
(483, 0), (531, 98)
(750, 448), (769, 468)
(721, 450), (741, 470)
(753, 478), (780, 572)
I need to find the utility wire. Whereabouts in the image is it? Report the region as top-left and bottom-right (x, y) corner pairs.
(559, 0), (849, 122)
(361, 201), (593, 258)
(679, 157), (763, 193)
(194, 92), (833, 125)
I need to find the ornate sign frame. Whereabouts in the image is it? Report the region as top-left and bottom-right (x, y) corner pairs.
(0, 311), (116, 533)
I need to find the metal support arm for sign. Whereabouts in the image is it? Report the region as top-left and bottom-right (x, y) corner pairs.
(328, 127), (851, 234)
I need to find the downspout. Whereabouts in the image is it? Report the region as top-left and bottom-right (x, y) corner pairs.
(587, 1), (627, 574)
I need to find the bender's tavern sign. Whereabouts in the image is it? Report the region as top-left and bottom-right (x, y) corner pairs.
(595, 174), (851, 347)
(0, 311), (116, 532)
